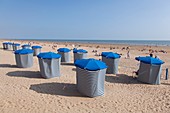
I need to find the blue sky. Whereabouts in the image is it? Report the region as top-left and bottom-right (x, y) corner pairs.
(0, 0), (170, 40)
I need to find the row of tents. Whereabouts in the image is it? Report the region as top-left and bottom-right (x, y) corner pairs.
(1, 42), (165, 97)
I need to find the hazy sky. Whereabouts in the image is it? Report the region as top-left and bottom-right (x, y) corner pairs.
(0, 0), (170, 40)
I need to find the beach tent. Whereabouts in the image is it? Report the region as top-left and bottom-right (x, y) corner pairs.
(102, 52), (121, 74)
(32, 46), (42, 56)
(14, 49), (34, 68)
(12, 43), (20, 51)
(2, 42), (8, 49)
(22, 44), (31, 49)
(3, 42), (13, 50)
(73, 49), (88, 61)
(57, 48), (71, 63)
(37, 52), (61, 79)
(135, 56), (164, 85)
(6, 42), (13, 50)
(75, 58), (107, 97)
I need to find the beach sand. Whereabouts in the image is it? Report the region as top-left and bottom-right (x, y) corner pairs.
(0, 39), (170, 113)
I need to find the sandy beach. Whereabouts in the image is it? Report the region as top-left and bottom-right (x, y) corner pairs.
(0, 39), (170, 113)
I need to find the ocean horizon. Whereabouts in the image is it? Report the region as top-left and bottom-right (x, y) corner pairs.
(9, 39), (170, 46)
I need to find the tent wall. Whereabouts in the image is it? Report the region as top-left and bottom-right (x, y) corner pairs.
(15, 53), (33, 68)
(38, 58), (61, 79)
(6, 44), (12, 50)
(76, 67), (106, 97)
(22, 46), (31, 49)
(74, 53), (87, 61)
(102, 56), (119, 74)
(3, 43), (6, 49)
(58, 51), (70, 63)
(13, 46), (20, 51)
(32, 48), (41, 56)
(138, 62), (162, 85)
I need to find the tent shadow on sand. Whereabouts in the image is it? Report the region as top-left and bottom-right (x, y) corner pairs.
(0, 64), (17, 68)
(161, 83), (170, 86)
(29, 82), (82, 97)
(61, 62), (74, 66)
(105, 74), (142, 84)
(6, 71), (42, 78)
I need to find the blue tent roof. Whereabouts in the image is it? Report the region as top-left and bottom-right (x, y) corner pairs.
(13, 43), (20, 46)
(74, 58), (107, 71)
(57, 48), (70, 52)
(22, 44), (31, 47)
(73, 49), (88, 53)
(3, 42), (13, 45)
(32, 45), (42, 49)
(14, 49), (34, 54)
(135, 56), (164, 65)
(101, 52), (121, 59)
(37, 52), (61, 59)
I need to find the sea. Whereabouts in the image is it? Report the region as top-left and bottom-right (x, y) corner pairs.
(14, 39), (170, 46)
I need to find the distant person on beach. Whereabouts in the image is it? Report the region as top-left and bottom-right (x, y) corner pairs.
(150, 53), (153, 57)
(155, 55), (159, 59)
(28, 42), (32, 46)
(126, 46), (130, 50)
(127, 50), (130, 58)
(52, 46), (55, 50)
